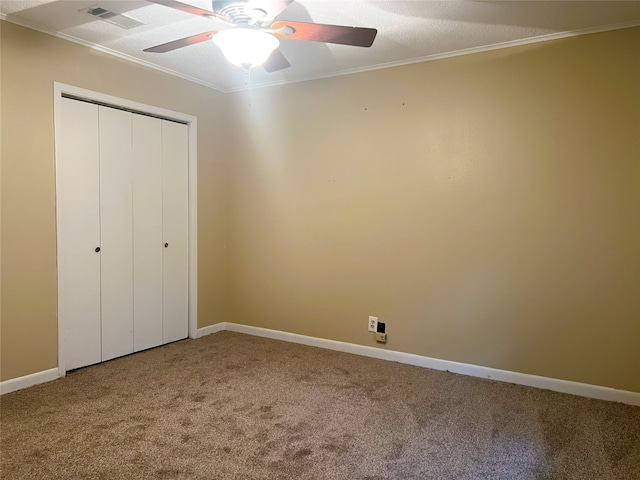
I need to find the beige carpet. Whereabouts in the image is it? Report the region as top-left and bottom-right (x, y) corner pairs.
(1, 331), (639, 479)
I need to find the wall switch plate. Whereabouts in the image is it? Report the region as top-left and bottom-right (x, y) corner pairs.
(376, 321), (386, 333)
(375, 332), (387, 343)
(368, 316), (378, 332)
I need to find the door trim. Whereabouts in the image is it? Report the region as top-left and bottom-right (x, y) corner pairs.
(53, 82), (198, 377)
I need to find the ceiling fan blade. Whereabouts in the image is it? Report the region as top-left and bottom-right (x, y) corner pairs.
(246, 0), (294, 22)
(263, 49), (291, 72)
(144, 30), (218, 53)
(272, 21), (377, 47)
(147, 0), (227, 21)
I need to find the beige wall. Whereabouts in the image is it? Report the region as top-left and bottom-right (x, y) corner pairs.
(0, 21), (231, 381)
(2, 21), (639, 393)
(227, 27), (640, 392)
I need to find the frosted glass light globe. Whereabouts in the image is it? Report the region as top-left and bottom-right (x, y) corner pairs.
(213, 27), (279, 68)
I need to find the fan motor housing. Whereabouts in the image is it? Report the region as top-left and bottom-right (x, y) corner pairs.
(215, 1), (252, 24)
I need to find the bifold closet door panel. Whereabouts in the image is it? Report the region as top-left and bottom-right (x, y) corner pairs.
(162, 120), (189, 344)
(132, 114), (163, 352)
(58, 98), (102, 371)
(99, 107), (134, 361)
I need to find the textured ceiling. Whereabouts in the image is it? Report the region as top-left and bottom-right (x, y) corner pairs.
(2, 0), (640, 92)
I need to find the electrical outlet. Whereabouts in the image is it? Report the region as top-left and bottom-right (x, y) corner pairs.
(368, 316), (378, 332)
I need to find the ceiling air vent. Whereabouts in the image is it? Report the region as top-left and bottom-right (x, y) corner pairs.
(83, 5), (145, 29)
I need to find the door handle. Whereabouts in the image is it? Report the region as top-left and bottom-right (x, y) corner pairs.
(95, 247), (101, 252)
(164, 243), (169, 248)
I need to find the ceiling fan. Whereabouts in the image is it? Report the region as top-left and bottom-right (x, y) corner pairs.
(144, 0), (378, 71)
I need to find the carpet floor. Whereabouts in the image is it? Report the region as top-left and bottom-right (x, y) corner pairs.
(1, 331), (639, 479)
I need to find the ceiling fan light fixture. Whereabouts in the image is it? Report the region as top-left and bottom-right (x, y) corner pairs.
(213, 27), (279, 68)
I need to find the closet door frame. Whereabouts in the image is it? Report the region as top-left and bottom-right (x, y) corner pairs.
(53, 82), (198, 378)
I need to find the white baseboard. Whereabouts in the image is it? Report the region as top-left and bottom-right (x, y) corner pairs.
(196, 322), (227, 338)
(6, 325), (639, 406)
(202, 322), (640, 407)
(0, 368), (60, 395)
(2, 325), (224, 394)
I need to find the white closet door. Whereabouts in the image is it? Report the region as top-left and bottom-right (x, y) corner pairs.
(162, 120), (189, 343)
(100, 107), (134, 361)
(132, 114), (163, 351)
(57, 98), (102, 370)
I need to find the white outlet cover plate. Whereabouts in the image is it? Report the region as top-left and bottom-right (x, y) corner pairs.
(368, 316), (378, 333)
